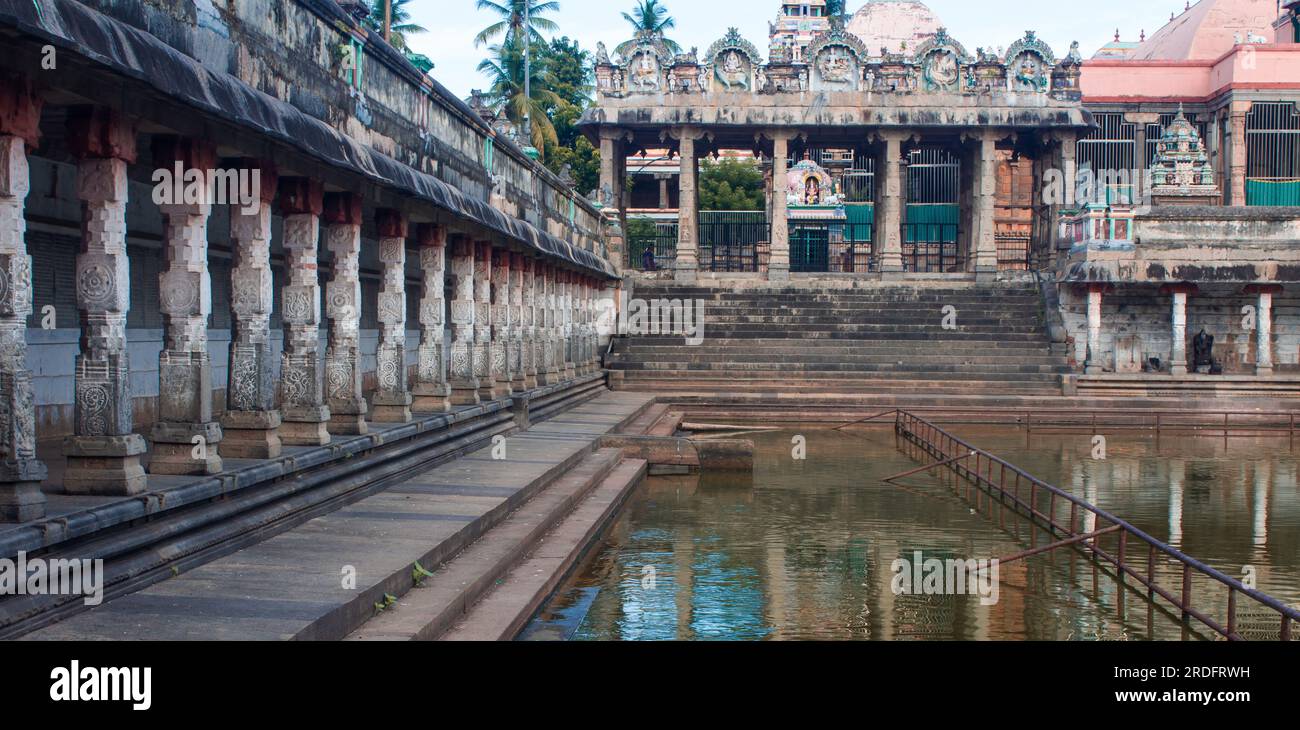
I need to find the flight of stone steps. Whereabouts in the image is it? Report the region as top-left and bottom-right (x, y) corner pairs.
(606, 281), (1071, 397)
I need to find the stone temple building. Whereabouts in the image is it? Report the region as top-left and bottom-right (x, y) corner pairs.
(588, 0), (1300, 401)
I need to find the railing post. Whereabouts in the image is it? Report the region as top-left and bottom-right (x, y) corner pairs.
(1181, 563), (1193, 621)
(1283, 615), (1292, 642)
(1147, 544), (1157, 599)
(1226, 588), (1237, 637)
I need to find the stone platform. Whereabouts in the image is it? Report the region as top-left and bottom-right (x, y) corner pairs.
(19, 389), (653, 641)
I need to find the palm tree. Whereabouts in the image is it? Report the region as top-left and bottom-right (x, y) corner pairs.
(364, 0), (427, 50)
(619, 0), (681, 55)
(474, 0), (560, 48)
(478, 40), (562, 155)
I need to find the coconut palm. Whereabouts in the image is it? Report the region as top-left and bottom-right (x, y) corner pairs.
(618, 0), (681, 56)
(477, 39), (562, 155)
(364, 0), (428, 50)
(474, 0), (561, 48)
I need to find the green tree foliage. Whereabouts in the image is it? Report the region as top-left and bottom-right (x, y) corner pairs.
(699, 158), (765, 211)
(619, 0), (681, 55)
(538, 37), (600, 194)
(363, 0), (432, 69)
(477, 38), (562, 155)
(475, 0), (561, 48)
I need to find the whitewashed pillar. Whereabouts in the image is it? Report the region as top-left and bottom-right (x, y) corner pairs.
(62, 108), (148, 495)
(323, 193), (367, 434)
(1085, 285), (1104, 375)
(0, 77), (46, 520)
(149, 137), (222, 475)
(371, 209), (413, 423)
(412, 224), (451, 412)
(277, 178), (330, 446)
(448, 235), (480, 405)
(1170, 288), (1190, 377)
(222, 159), (281, 459)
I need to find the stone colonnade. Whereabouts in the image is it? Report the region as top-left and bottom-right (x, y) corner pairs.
(1083, 284), (1278, 377)
(600, 126), (1060, 280)
(0, 90), (607, 522)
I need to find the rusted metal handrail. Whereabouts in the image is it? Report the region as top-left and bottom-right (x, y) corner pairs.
(893, 410), (1300, 642)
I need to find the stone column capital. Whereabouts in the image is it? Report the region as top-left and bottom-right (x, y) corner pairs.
(0, 73), (44, 148)
(375, 208), (408, 238)
(278, 177), (324, 216)
(66, 106), (137, 163)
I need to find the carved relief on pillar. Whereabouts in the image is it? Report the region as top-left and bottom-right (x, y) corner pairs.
(0, 76), (47, 519)
(521, 257), (539, 389)
(449, 236), (480, 405)
(371, 209), (413, 423)
(412, 224), (451, 412)
(509, 252), (528, 391)
(149, 137), (223, 476)
(561, 270), (577, 379)
(62, 107), (148, 496)
(278, 178), (331, 446)
(323, 192), (368, 434)
(488, 247), (513, 399)
(473, 242), (497, 399)
(538, 263), (559, 385)
(222, 159), (282, 459)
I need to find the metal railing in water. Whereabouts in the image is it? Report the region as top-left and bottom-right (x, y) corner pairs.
(891, 409), (1299, 642)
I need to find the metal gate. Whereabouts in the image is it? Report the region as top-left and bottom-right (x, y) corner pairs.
(698, 211), (768, 273)
(1246, 102), (1300, 206)
(904, 149), (960, 272)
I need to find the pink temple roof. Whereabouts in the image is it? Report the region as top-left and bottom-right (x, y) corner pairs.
(1129, 0), (1280, 61)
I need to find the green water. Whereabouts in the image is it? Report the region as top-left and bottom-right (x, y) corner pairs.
(522, 427), (1300, 641)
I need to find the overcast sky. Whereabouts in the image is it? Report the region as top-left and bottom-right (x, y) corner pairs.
(404, 0), (1199, 99)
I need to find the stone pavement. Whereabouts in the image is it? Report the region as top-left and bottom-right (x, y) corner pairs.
(22, 391), (655, 641)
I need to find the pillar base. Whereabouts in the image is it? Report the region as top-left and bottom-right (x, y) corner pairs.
(1256, 366), (1274, 377)
(412, 383), (453, 413)
(481, 379), (512, 402)
(1170, 365), (1188, 377)
(450, 379), (481, 406)
(767, 266), (790, 282)
(281, 406), (332, 446)
(674, 265), (698, 283)
(1084, 366), (1104, 375)
(328, 398), (368, 435)
(511, 372), (529, 392)
(974, 266), (998, 283)
(524, 370), (540, 390)
(62, 434), (149, 496)
(149, 421), (223, 476)
(539, 368), (563, 387)
(0, 461), (48, 523)
(564, 364), (578, 380)
(221, 410), (283, 460)
(371, 392), (414, 424)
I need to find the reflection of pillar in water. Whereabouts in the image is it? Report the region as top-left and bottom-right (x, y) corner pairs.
(1168, 459), (1185, 546)
(763, 532), (789, 639)
(1252, 461), (1271, 550)
(1074, 460), (1097, 535)
(874, 538), (896, 640)
(674, 530), (694, 641)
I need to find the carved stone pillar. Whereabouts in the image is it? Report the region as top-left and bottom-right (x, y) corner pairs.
(972, 131), (999, 278)
(1249, 285), (1281, 376)
(221, 159), (281, 459)
(576, 277), (589, 375)
(277, 178), (330, 446)
(62, 108), (148, 496)
(769, 132), (791, 281)
(412, 224), (451, 413)
(562, 270), (578, 380)
(371, 209), (412, 423)
(878, 132), (905, 274)
(509, 252), (528, 392)
(1169, 287), (1191, 377)
(448, 236), (480, 405)
(674, 128), (702, 281)
(488, 248), (513, 399)
(0, 77), (46, 520)
(323, 193), (367, 435)
(588, 278), (602, 372)
(474, 242), (498, 401)
(148, 137), (222, 475)
(1229, 103), (1251, 206)
(522, 257), (539, 389)
(539, 263), (561, 386)
(583, 278), (597, 373)
(1085, 285), (1105, 375)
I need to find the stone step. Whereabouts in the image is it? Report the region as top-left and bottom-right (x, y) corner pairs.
(620, 331), (1051, 342)
(616, 370), (1063, 384)
(614, 379), (1060, 395)
(346, 448), (628, 641)
(610, 362), (1072, 375)
(603, 345), (1060, 358)
(439, 459), (648, 641)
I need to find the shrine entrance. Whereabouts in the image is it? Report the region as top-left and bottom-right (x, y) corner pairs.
(904, 149), (962, 272)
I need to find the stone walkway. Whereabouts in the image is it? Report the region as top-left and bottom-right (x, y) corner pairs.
(22, 391), (654, 641)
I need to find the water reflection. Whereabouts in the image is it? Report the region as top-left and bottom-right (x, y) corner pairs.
(523, 427), (1300, 641)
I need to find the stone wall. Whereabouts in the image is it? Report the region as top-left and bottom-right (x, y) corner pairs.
(1059, 285), (1300, 373)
